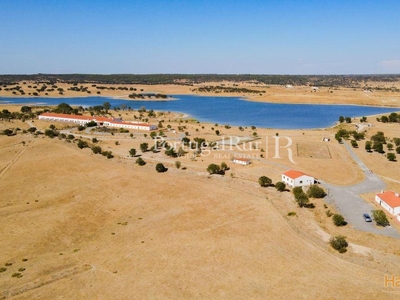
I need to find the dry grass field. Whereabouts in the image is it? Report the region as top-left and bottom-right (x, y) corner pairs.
(1, 101), (400, 298)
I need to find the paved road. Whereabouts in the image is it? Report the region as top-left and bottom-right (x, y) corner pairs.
(321, 141), (400, 239)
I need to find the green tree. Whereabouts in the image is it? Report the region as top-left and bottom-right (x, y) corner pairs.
(215, 130), (220, 135)
(387, 153), (396, 161)
(393, 138), (400, 146)
(372, 142), (384, 153)
(155, 163), (168, 173)
(332, 214), (347, 226)
(77, 139), (89, 149)
(345, 117), (351, 123)
(102, 102), (111, 114)
(21, 106), (31, 113)
(365, 141), (372, 152)
(295, 193), (309, 207)
(165, 147), (177, 157)
(86, 120), (97, 127)
(351, 140), (358, 148)
(258, 176), (272, 187)
(338, 116), (344, 123)
(140, 143), (148, 153)
(207, 164), (223, 175)
(220, 162), (228, 171)
(44, 129), (55, 138)
(330, 236), (348, 253)
(372, 210), (389, 226)
(129, 148), (137, 157)
(307, 185), (326, 198)
(91, 146), (102, 154)
(275, 182), (286, 192)
(136, 157), (146, 166)
(396, 146), (400, 154)
(387, 143), (394, 151)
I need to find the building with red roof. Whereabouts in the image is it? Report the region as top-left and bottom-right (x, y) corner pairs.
(232, 157), (250, 165)
(282, 170), (315, 188)
(375, 190), (400, 217)
(38, 113), (157, 131)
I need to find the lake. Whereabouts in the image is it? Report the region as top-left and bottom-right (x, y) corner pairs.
(1, 95), (399, 129)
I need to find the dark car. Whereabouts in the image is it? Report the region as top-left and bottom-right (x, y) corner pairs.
(363, 213), (372, 222)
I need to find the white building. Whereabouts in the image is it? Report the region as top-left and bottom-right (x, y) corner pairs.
(282, 170), (314, 188)
(375, 191), (400, 216)
(39, 113), (157, 131)
(232, 157), (250, 165)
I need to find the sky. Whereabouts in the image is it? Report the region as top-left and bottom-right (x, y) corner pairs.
(1, 0), (400, 75)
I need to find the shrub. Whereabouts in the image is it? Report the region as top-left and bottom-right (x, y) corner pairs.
(387, 153), (396, 161)
(258, 176), (272, 187)
(332, 214), (347, 226)
(372, 210), (390, 226)
(44, 129), (55, 138)
(330, 235), (348, 253)
(175, 161), (181, 169)
(275, 182), (286, 192)
(307, 185), (326, 198)
(86, 121), (97, 127)
(12, 272), (23, 278)
(292, 187), (310, 207)
(287, 212), (296, 217)
(326, 210), (333, 217)
(78, 125), (85, 131)
(0, 267), (6, 272)
(207, 164), (224, 175)
(129, 148), (137, 157)
(136, 157), (146, 166)
(155, 163), (168, 173)
(220, 162), (229, 171)
(91, 146), (102, 154)
(77, 139), (89, 149)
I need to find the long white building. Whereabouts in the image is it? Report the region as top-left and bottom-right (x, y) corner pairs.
(38, 113), (157, 131)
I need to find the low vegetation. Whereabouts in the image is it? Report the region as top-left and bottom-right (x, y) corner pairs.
(330, 235), (348, 253)
(332, 214), (347, 226)
(258, 176), (272, 187)
(372, 210), (390, 226)
(293, 187), (310, 207)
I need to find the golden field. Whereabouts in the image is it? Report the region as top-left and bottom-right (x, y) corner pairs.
(1, 85), (400, 298)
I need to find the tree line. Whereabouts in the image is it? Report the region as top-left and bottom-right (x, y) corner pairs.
(2, 74), (400, 87)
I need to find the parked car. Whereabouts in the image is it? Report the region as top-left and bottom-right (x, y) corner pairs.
(363, 213), (372, 222)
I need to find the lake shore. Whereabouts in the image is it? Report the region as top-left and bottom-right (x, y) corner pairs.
(1, 81), (400, 107)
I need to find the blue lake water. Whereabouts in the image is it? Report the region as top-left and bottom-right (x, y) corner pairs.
(1, 95), (399, 129)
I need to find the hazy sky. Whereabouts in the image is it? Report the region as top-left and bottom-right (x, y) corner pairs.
(1, 0), (400, 75)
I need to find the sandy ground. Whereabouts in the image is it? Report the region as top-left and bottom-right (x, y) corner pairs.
(1, 80), (400, 107)
(1, 104), (400, 298)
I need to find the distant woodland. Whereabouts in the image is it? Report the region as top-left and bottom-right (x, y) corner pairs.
(1, 74), (400, 88)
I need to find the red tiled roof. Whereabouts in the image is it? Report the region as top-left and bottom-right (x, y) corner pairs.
(283, 170), (311, 179)
(39, 113), (152, 127)
(376, 191), (400, 209)
(233, 157), (250, 162)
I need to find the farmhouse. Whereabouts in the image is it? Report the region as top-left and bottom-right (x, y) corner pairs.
(282, 170), (314, 188)
(375, 191), (400, 216)
(232, 157), (250, 165)
(38, 113), (157, 131)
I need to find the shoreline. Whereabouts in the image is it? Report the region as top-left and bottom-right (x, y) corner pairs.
(1, 95), (399, 131)
(2, 91), (400, 108)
